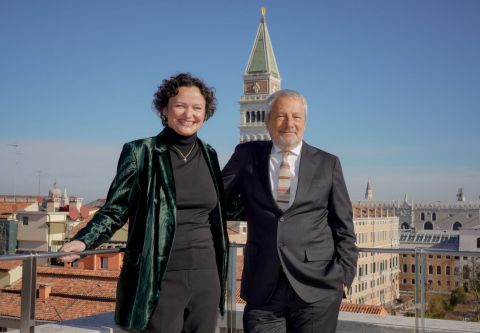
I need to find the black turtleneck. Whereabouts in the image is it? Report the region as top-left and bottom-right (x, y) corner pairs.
(164, 126), (218, 271)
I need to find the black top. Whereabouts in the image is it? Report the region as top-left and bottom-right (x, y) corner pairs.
(164, 127), (218, 271)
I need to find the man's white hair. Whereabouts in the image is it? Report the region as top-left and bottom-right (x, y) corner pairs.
(265, 89), (308, 117)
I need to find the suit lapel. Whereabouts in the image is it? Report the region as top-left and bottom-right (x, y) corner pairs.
(257, 142), (282, 212)
(292, 142), (317, 206)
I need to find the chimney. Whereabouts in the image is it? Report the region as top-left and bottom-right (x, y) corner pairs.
(38, 283), (52, 299)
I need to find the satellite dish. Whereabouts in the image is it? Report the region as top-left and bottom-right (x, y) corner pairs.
(69, 207), (79, 221)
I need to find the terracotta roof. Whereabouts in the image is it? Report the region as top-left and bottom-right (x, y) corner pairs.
(0, 265), (118, 322)
(0, 202), (34, 214)
(37, 265), (120, 279)
(340, 302), (389, 315)
(3, 267), (118, 301)
(227, 227), (239, 235)
(65, 216), (94, 238)
(0, 293), (115, 322)
(0, 260), (22, 271)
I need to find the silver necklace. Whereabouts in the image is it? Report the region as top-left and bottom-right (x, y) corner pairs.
(171, 142), (196, 163)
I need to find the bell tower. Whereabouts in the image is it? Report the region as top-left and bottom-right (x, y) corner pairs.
(239, 8), (281, 143)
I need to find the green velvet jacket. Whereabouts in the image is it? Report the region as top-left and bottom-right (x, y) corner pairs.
(72, 130), (229, 329)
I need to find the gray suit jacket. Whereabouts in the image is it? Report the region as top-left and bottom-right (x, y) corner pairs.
(223, 140), (358, 304)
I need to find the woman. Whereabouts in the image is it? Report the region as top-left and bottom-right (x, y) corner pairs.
(60, 73), (229, 333)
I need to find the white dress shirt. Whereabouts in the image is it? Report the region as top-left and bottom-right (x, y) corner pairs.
(269, 141), (303, 208)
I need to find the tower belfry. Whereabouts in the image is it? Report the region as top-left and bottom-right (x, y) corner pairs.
(239, 8), (281, 143)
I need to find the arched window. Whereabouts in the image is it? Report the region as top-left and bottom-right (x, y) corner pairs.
(251, 112), (256, 123)
(421, 212), (425, 221)
(262, 110), (265, 122)
(257, 111), (261, 122)
(401, 222), (410, 229)
(477, 237), (480, 248)
(463, 265), (470, 279)
(432, 212), (436, 221)
(424, 222), (433, 230)
(452, 222), (462, 231)
(246, 112), (250, 123)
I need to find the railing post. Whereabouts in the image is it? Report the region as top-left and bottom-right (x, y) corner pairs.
(420, 249), (425, 333)
(414, 248), (425, 333)
(227, 243), (237, 332)
(20, 252), (37, 333)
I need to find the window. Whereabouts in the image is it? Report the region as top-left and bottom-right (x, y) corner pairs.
(432, 212), (436, 221)
(22, 216), (29, 226)
(424, 222), (433, 230)
(401, 222), (410, 229)
(421, 212), (425, 221)
(453, 222), (462, 230)
(446, 266), (451, 275)
(477, 238), (480, 249)
(403, 264), (407, 272)
(429, 265), (433, 274)
(411, 264), (415, 273)
(256, 111), (261, 123)
(463, 266), (470, 279)
(437, 266), (441, 275)
(437, 280), (441, 286)
(412, 279), (415, 284)
(100, 257), (108, 269)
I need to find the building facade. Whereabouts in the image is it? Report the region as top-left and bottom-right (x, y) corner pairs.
(345, 205), (401, 306)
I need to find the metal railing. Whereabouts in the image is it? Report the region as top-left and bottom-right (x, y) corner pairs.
(1, 246), (479, 333)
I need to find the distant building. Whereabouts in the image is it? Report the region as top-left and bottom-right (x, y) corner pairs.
(345, 205), (400, 306)
(14, 182), (86, 253)
(399, 229), (460, 294)
(353, 181), (480, 232)
(239, 8), (281, 143)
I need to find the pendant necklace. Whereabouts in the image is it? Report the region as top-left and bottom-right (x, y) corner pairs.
(171, 142), (196, 163)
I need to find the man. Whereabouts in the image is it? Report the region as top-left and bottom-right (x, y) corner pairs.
(223, 89), (358, 333)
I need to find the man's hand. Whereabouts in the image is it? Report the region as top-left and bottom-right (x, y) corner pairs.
(58, 240), (86, 263)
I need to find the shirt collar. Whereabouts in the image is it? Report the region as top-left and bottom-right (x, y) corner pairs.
(272, 141), (303, 156)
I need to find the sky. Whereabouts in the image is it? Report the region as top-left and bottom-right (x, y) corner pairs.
(1, 0), (479, 203)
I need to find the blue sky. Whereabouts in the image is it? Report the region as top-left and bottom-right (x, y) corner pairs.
(1, 0), (479, 202)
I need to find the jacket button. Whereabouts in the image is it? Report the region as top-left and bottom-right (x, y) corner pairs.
(279, 217), (285, 222)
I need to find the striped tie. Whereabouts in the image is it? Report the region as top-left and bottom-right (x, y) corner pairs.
(276, 151), (291, 211)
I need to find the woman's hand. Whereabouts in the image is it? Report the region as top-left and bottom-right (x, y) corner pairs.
(58, 240), (86, 263)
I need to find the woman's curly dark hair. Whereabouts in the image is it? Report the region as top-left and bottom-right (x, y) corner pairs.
(153, 73), (217, 127)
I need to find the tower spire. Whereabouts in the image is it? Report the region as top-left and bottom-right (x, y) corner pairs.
(365, 178), (373, 200)
(245, 7), (280, 78)
(239, 8), (282, 143)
